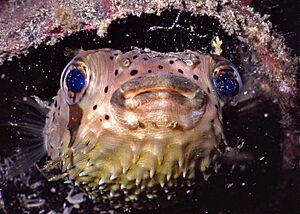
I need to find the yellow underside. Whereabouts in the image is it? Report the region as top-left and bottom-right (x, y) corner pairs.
(58, 132), (218, 205)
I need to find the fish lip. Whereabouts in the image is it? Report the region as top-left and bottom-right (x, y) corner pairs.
(118, 73), (200, 100)
(124, 87), (195, 100)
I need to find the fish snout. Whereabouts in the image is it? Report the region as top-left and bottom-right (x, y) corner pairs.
(111, 73), (208, 130)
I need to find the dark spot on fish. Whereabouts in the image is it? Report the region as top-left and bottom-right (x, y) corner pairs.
(143, 57), (149, 61)
(130, 69), (138, 76)
(114, 53), (118, 56)
(104, 86), (109, 93)
(138, 121), (146, 129)
(158, 65), (163, 69)
(178, 69), (183, 74)
(54, 100), (57, 108)
(193, 74), (199, 80)
(110, 56), (114, 60)
(215, 104), (218, 109)
(114, 69), (119, 76)
(169, 60), (174, 64)
(93, 105), (97, 110)
(148, 70), (152, 73)
(133, 55), (138, 59)
(207, 87), (211, 94)
(105, 115), (110, 120)
(210, 119), (214, 123)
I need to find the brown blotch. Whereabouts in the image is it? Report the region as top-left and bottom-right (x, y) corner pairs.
(193, 75), (199, 80)
(114, 69), (119, 76)
(93, 105), (97, 110)
(133, 55), (138, 59)
(109, 56), (114, 60)
(67, 104), (83, 148)
(148, 70), (152, 73)
(207, 88), (211, 94)
(158, 65), (163, 69)
(105, 115), (110, 120)
(169, 60), (174, 64)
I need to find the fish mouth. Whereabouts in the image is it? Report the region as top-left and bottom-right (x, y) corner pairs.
(111, 73), (208, 129)
(120, 73), (200, 100)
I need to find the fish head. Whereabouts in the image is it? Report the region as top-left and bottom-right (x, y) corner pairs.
(44, 48), (242, 208)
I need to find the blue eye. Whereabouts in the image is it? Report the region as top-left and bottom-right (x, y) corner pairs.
(66, 68), (86, 93)
(61, 59), (90, 105)
(213, 71), (239, 97)
(212, 64), (242, 105)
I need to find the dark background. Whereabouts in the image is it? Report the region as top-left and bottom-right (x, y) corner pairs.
(0, 0), (299, 213)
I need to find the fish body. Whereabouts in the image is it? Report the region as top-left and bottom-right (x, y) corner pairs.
(43, 48), (242, 209)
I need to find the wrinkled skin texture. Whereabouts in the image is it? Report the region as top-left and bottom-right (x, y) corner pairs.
(45, 49), (241, 209)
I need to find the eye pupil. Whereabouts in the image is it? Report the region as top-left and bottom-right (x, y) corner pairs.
(66, 68), (86, 93)
(214, 72), (239, 97)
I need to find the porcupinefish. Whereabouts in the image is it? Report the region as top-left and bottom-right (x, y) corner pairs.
(5, 48), (243, 209)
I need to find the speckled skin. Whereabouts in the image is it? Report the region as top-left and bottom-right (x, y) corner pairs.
(44, 48), (239, 209)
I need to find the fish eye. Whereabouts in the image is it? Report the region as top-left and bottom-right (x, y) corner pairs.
(212, 63), (242, 105)
(60, 59), (90, 104)
(66, 68), (86, 93)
